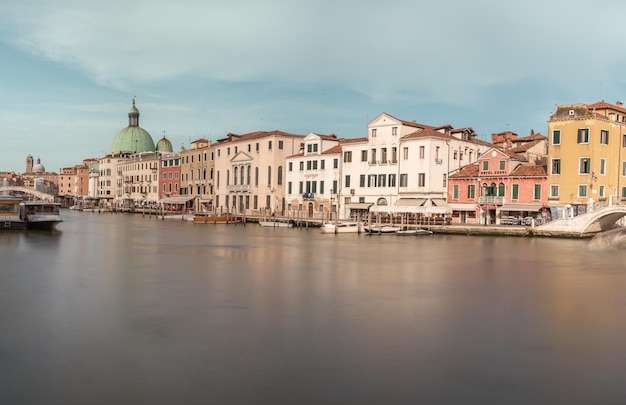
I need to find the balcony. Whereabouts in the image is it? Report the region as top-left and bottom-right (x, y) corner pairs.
(227, 184), (251, 193)
(479, 196), (505, 205)
(302, 192), (315, 200)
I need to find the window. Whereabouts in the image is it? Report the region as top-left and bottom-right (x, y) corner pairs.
(288, 182), (292, 194)
(552, 130), (561, 145)
(467, 184), (476, 199)
(482, 161), (489, 171)
(332, 180), (337, 194)
(419, 146), (425, 159)
(391, 147), (397, 163)
(277, 166), (283, 185)
(256, 143), (259, 152)
(299, 182), (303, 194)
(371, 149), (376, 164)
(499, 160), (505, 171)
(622, 187), (626, 199)
(579, 184), (588, 198)
(344, 151), (352, 162)
(378, 174), (386, 187)
(268, 141), (272, 150)
(550, 185), (559, 199)
(599, 185), (605, 199)
(371, 128), (377, 137)
(278, 140), (284, 149)
(289, 162), (293, 172)
(307, 144), (312, 153)
(345, 175), (351, 188)
(333, 158), (338, 169)
(600, 158), (606, 175)
(623, 134), (626, 148)
(368, 174), (377, 187)
(400, 174), (408, 187)
(312, 160), (318, 170)
(361, 150), (368, 162)
(320, 160), (325, 170)
(498, 183), (505, 196)
(533, 184), (541, 200)
(418, 173), (425, 187)
(577, 128), (589, 143)
(299, 161), (304, 170)
(579, 157), (590, 174)
(551, 159), (560, 175)
(600, 130), (609, 145)
(623, 161), (626, 176)
(267, 166), (272, 185)
(512, 184), (519, 200)
(453, 185), (459, 199)
(307, 161), (311, 170)
(360, 175), (366, 187)
(392, 126), (397, 135)
(389, 174), (396, 187)
(403, 147), (409, 159)
(381, 148), (387, 163)
(320, 181), (324, 194)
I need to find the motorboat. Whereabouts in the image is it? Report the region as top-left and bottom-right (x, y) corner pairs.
(321, 222), (361, 234)
(20, 201), (63, 230)
(259, 219), (294, 227)
(194, 212), (242, 224)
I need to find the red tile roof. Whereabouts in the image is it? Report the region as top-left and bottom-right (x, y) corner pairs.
(510, 165), (547, 176)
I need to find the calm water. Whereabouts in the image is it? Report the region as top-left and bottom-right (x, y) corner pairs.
(2, 210), (626, 404)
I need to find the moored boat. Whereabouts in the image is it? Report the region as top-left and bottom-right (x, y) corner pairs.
(321, 222), (361, 234)
(363, 224), (401, 234)
(396, 229), (433, 236)
(20, 201), (63, 230)
(0, 197), (27, 230)
(259, 219), (294, 227)
(193, 212), (242, 224)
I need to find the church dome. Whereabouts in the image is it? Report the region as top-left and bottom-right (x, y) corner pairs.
(179, 145), (187, 152)
(32, 158), (45, 173)
(110, 99), (155, 154)
(156, 136), (173, 152)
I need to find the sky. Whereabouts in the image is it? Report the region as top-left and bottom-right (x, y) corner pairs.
(2, 0), (626, 173)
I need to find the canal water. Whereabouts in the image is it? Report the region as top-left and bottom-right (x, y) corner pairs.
(2, 210), (626, 404)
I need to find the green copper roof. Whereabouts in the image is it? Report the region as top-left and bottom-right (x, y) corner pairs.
(110, 127), (155, 154)
(156, 136), (173, 152)
(110, 100), (155, 154)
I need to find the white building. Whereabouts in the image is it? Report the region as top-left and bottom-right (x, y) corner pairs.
(284, 133), (342, 219)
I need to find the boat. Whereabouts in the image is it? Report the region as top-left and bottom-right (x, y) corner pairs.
(0, 197), (27, 230)
(259, 219), (294, 227)
(396, 229), (434, 236)
(193, 212), (242, 224)
(363, 224), (401, 234)
(20, 201), (63, 230)
(321, 222), (361, 234)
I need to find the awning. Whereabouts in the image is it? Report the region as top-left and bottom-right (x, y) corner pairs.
(396, 198), (426, 206)
(499, 204), (542, 212)
(346, 203), (373, 210)
(160, 196), (195, 204)
(369, 205), (452, 215)
(431, 198), (449, 207)
(448, 203), (477, 211)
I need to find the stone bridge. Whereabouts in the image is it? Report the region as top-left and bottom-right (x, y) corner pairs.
(537, 205), (626, 236)
(0, 186), (56, 202)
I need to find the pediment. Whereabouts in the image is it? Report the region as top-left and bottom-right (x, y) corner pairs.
(230, 151), (253, 163)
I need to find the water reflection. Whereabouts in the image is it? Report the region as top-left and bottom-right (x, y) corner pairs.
(2, 210), (626, 404)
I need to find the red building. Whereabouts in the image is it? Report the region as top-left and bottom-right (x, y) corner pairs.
(448, 147), (548, 225)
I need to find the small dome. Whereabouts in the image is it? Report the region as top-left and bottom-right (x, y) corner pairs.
(32, 158), (45, 173)
(179, 145), (187, 152)
(156, 136), (173, 152)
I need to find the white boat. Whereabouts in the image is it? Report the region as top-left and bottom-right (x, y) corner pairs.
(259, 219), (294, 227)
(20, 201), (63, 230)
(0, 197), (27, 230)
(363, 224), (401, 234)
(321, 222), (361, 234)
(396, 229), (433, 236)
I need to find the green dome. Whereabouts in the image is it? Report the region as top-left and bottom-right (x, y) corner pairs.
(110, 99), (155, 154)
(111, 127), (155, 154)
(156, 136), (173, 152)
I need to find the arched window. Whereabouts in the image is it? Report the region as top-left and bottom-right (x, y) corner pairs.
(240, 165), (245, 185)
(498, 183), (505, 197)
(226, 170), (230, 186)
(489, 182), (497, 196)
(247, 165), (251, 185)
(377, 197), (388, 206)
(255, 167), (259, 186)
(277, 166), (283, 185)
(233, 167), (238, 185)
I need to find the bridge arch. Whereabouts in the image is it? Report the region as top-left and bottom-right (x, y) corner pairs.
(579, 208), (626, 234)
(0, 186), (56, 202)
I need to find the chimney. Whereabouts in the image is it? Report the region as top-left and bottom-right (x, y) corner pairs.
(617, 101), (624, 107)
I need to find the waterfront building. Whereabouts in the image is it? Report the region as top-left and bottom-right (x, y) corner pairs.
(448, 146), (548, 225)
(159, 152), (181, 200)
(548, 101), (626, 216)
(212, 130), (306, 216)
(97, 100), (157, 208)
(284, 133), (343, 219)
(58, 158), (98, 199)
(117, 152), (160, 208)
(179, 138), (212, 211)
(20, 155), (59, 196)
(340, 113), (490, 219)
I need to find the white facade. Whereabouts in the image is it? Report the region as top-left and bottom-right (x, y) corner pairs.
(212, 131), (305, 215)
(284, 133), (342, 219)
(116, 152), (161, 207)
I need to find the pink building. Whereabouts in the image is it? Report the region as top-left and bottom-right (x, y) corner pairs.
(448, 147), (548, 225)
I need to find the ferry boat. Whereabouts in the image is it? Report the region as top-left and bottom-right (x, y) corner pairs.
(20, 201), (63, 230)
(0, 197), (27, 230)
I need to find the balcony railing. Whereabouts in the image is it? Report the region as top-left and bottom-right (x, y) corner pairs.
(302, 192), (315, 200)
(479, 196), (505, 205)
(227, 184), (251, 193)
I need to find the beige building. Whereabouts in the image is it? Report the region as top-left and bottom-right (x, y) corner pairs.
(212, 130), (305, 215)
(179, 138), (213, 211)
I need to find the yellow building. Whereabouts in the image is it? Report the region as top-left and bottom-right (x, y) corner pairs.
(548, 101), (626, 214)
